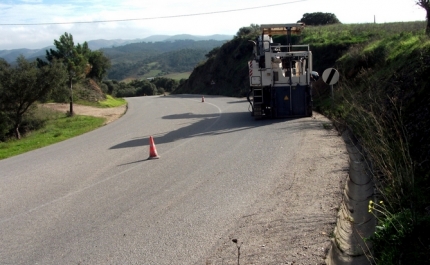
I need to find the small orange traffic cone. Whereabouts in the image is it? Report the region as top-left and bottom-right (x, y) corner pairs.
(148, 136), (160, 159)
(202, 96), (205, 102)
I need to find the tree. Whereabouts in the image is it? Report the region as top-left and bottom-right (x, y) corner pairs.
(129, 79), (157, 96)
(45, 33), (88, 116)
(417, 0), (430, 35)
(0, 59), (13, 140)
(151, 77), (179, 92)
(298, 12), (340, 25)
(0, 57), (67, 139)
(87, 50), (111, 81)
(103, 80), (118, 95)
(235, 24), (260, 39)
(41, 33), (111, 110)
(205, 47), (221, 58)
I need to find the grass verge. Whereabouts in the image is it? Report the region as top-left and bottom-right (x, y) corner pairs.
(0, 110), (105, 160)
(75, 95), (127, 108)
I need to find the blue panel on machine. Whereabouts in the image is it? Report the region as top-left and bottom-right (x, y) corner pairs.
(274, 86), (291, 117)
(291, 85), (306, 116)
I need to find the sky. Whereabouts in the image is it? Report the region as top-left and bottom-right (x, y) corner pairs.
(0, 0), (426, 50)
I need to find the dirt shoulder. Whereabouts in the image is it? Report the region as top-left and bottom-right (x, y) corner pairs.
(204, 113), (349, 265)
(41, 103), (127, 125)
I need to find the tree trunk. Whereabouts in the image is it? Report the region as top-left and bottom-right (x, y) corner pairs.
(419, 1), (430, 35)
(69, 97), (74, 116)
(427, 10), (430, 35)
(69, 77), (74, 116)
(14, 125), (21, 140)
(417, 1), (430, 35)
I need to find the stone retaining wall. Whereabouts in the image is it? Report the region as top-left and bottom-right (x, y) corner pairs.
(326, 130), (376, 265)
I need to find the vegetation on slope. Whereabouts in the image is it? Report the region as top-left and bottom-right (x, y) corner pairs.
(174, 26), (260, 97)
(0, 108), (105, 160)
(0, 32), (117, 141)
(102, 39), (226, 80)
(103, 77), (180, 97)
(318, 23), (430, 264)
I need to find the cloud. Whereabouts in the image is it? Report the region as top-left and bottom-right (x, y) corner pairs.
(0, 0), (426, 50)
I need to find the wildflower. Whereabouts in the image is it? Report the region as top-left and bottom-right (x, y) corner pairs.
(368, 200), (374, 213)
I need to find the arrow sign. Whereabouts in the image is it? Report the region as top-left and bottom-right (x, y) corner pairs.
(322, 68), (339, 85)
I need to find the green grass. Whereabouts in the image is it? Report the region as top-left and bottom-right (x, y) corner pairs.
(0, 110), (106, 160)
(163, 72), (191, 80)
(98, 95), (127, 107)
(302, 22), (426, 46)
(75, 95), (127, 108)
(147, 61), (158, 67)
(141, 69), (162, 78)
(0, 96), (126, 160)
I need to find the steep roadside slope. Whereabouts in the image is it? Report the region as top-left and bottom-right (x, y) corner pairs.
(174, 37), (253, 97)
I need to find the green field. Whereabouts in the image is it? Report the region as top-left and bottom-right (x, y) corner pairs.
(141, 69), (162, 79)
(123, 71), (191, 82)
(0, 96), (126, 160)
(0, 113), (105, 160)
(163, 72), (191, 80)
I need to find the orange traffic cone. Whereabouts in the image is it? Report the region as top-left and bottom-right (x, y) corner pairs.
(148, 136), (160, 159)
(202, 96), (205, 102)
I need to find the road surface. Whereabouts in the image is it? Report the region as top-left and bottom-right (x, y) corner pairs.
(0, 95), (348, 264)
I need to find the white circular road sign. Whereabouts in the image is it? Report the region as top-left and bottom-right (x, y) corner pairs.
(322, 68), (339, 85)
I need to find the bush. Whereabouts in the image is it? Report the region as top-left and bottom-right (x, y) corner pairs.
(298, 12), (340, 25)
(151, 77), (179, 92)
(369, 202), (430, 265)
(0, 111), (12, 141)
(19, 111), (47, 136)
(115, 87), (137, 97)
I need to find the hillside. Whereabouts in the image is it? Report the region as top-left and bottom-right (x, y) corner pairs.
(174, 31), (306, 97)
(174, 37), (254, 96)
(175, 21), (430, 264)
(103, 39), (227, 80)
(0, 34), (232, 65)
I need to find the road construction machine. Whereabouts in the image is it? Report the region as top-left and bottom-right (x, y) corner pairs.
(247, 23), (319, 119)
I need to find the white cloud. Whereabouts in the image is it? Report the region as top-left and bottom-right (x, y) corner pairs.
(0, 0), (426, 50)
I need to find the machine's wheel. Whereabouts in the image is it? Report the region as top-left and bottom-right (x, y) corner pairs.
(307, 106), (313, 117)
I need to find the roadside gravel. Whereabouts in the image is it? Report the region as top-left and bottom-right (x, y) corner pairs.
(204, 113), (349, 265)
(40, 103), (127, 125)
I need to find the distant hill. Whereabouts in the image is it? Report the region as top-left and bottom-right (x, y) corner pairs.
(103, 39), (227, 80)
(0, 34), (233, 64)
(0, 47), (54, 63)
(141, 35), (175, 42)
(85, 39), (144, 50)
(142, 34), (232, 42)
(165, 34), (233, 42)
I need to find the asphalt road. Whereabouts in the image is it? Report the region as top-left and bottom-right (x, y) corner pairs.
(1, 95), (316, 264)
